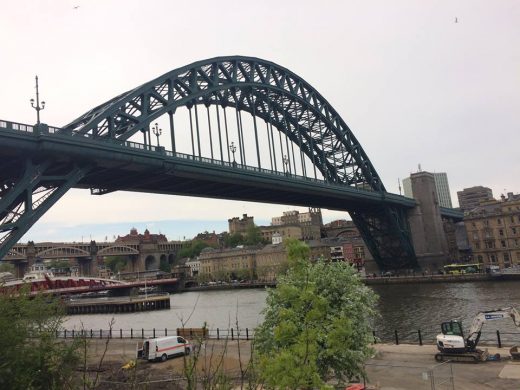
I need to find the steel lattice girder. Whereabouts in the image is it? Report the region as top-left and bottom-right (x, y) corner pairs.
(0, 158), (88, 260)
(62, 56), (384, 192)
(350, 206), (417, 269)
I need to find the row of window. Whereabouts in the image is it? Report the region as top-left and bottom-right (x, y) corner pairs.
(472, 215), (520, 228)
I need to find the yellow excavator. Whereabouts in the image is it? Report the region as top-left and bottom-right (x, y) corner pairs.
(435, 307), (520, 363)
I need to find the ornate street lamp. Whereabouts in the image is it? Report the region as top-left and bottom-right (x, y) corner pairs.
(229, 142), (237, 166)
(152, 122), (162, 147)
(30, 75), (45, 125)
(282, 155), (289, 175)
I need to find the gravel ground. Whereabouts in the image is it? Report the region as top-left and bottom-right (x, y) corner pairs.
(80, 339), (520, 389)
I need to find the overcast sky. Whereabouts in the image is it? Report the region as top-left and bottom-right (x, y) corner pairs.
(1, 0), (519, 242)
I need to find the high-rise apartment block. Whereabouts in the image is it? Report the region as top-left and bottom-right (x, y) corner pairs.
(457, 186), (494, 212)
(403, 172), (453, 208)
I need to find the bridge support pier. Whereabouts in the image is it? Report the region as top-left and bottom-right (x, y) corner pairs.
(407, 171), (450, 271)
(13, 261), (28, 279)
(77, 257), (94, 277)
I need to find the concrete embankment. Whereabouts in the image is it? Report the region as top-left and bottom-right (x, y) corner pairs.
(363, 273), (492, 285)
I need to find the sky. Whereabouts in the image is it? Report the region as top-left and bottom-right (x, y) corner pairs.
(1, 0), (519, 243)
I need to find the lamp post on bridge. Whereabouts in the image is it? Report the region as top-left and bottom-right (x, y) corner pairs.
(152, 123), (162, 148)
(229, 142), (237, 167)
(30, 75), (45, 125)
(282, 155), (289, 176)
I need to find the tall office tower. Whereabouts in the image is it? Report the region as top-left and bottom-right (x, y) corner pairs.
(457, 186), (494, 212)
(402, 171), (453, 208)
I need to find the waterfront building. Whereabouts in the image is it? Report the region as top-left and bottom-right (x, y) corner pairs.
(457, 186), (494, 212)
(198, 246), (257, 281)
(185, 259), (201, 277)
(403, 172), (453, 208)
(255, 244), (288, 281)
(464, 192), (520, 269)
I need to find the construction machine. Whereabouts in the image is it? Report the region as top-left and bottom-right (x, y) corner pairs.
(435, 307), (520, 362)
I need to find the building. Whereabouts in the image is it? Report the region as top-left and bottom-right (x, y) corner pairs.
(260, 225), (303, 243)
(270, 208), (322, 240)
(228, 214), (255, 234)
(198, 246), (257, 281)
(255, 244), (288, 281)
(463, 192), (520, 269)
(457, 186), (494, 212)
(193, 231), (220, 247)
(185, 259), (201, 277)
(403, 172), (453, 208)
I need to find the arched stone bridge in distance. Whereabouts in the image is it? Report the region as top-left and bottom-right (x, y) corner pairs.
(3, 239), (182, 278)
(0, 56), (463, 273)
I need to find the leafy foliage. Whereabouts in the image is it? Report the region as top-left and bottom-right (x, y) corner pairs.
(255, 239), (378, 388)
(0, 289), (81, 389)
(104, 255), (128, 273)
(223, 225), (267, 248)
(176, 240), (213, 260)
(0, 261), (15, 273)
(159, 257), (171, 273)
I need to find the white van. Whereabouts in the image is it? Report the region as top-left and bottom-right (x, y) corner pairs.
(137, 336), (192, 362)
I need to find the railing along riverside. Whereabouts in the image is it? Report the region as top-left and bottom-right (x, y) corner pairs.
(54, 326), (520, 348)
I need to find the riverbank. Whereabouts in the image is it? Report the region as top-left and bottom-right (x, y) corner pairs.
(181, 273), (508, 292)
(81, 339), (520, 389)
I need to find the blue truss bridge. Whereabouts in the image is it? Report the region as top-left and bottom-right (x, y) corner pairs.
(0, 56), (461, 270)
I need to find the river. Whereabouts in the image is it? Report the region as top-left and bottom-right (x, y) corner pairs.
(63, 280), (520, 344)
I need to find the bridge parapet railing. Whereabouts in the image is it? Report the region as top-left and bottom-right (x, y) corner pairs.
(0, 118), (381, 196)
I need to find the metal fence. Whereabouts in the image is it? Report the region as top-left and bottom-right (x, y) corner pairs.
(56, 327), (255, 341)
(371, 326), (520, 347)
(56, 325), (519, 348)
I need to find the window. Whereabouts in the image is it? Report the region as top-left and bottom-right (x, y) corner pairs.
(501, 240), (507, 248)
(477, 255), (483, 262)
(504, 253), (510, 262)
(513, 227), (517, 235)
(490, 254), (497, 263)
(499, 229), (504, 236)
(473, 233), (479, 240)
(475, 242), (481, 249)
(498, 218), (502, 225)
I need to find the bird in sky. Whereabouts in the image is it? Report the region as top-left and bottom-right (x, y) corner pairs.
(455, 17), (458, 23)
(73, 5), (80, 10)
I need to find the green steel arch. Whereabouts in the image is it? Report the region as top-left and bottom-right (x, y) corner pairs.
(64, 56), (383, 192)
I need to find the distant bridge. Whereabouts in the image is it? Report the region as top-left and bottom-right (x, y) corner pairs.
(0, 56), (462, 271)
(2, 240), (182, 277)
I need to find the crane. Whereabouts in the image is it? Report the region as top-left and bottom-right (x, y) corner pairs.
(435, 307), (520, 362)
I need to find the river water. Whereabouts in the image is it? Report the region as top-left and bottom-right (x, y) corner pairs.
(63, 280), (520, 344)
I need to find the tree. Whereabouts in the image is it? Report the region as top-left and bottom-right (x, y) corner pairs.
(244, 224), (267, 245)
(223, 232), (245, 248)
(176, 240), (213, 261)
(159, 257), (171, 273)
(0, 288), (82, 389)
(255, 239), (378, 388)
(0, 261), (14, 273)
(104, 256), (128, 273)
